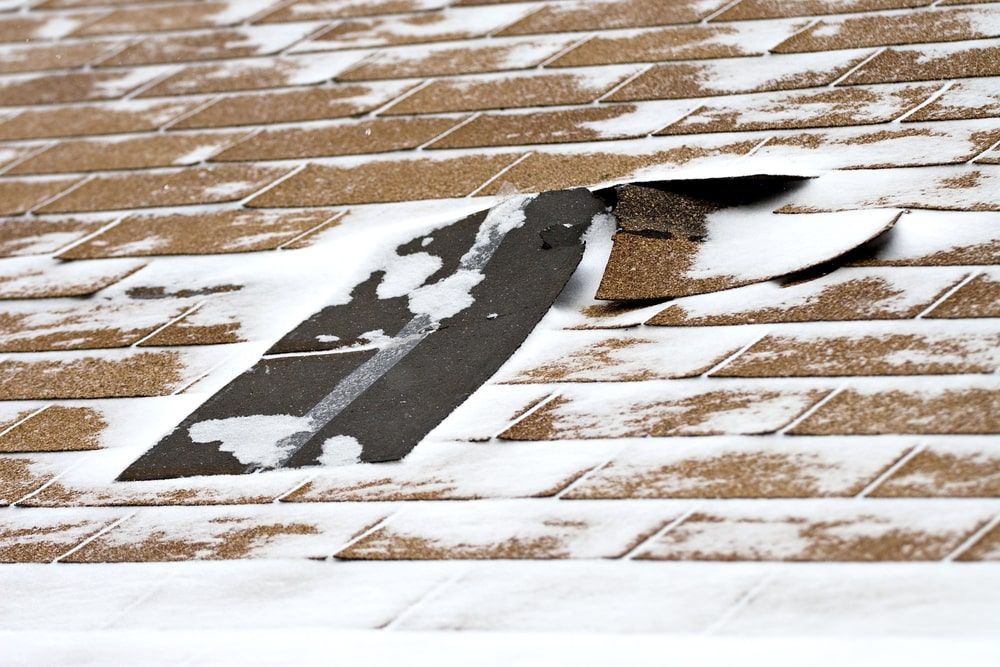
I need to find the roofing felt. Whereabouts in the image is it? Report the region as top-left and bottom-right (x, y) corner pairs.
(0, 0), (999, 659)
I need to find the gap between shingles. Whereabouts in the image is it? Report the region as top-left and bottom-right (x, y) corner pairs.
(619, 505), (700, 560)
(916, 270), (980, 318)
(330, 511), (400, 560)
(702, 0), (745, 23)
(855, 443), (926, 498)
(9, 454), (90, 507)
(51, 215), (125, 258)
(237, 162), (306, 205)
(968, 136), (1000, 164)
(777, 385), (844, 435)
(944, 511), (1000, 562)
(52, 510), (138, 563)
(553, 441), (628, 500)
(701, 329), (771, 378)
(467, 152), (532, 196)
(380, 565), (472, 631)
(486, 4), (546, 37)
(702, 568), (781, 635)
(0, 404), (49, 441)
(894, 81), (954, 123)
(538, 34), (595, 68)
(595, 64), (653, 103)
(131, 300), (208, 348)
(416, 112), (482, 150)
(160, 95), (224, 132)
(828, 47), (885, 87)
(28, 175), (94, 214)
(491, 390), (562, 440)
(276, 209), (348, 250)
(0, 140), (58, 177)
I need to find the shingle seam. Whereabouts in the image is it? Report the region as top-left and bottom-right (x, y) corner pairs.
(703, 0), (747, 24)
(273, 472), (319, 503)
(0, 139), (53, 177)
(945, 511), (1000, 561)
(131, 301), (207, 348)
(702, 329), (772, 377)
(777, 386), (844, 435)
(829, 47), (886, 86)
(332, 511), (400, 560)
(26, 174), (90, 214)
(236, 163), (303, 205)
(275, 209), (348, 249)
(491, 389), (561, 440)
(702, 568), (781, 635)
(466, 151), (532, 196)
(855, 443), (927, 498)
(122, 66), (182, 100)
(894, 81), (955, 122)
(51, 510), (136, 563)
(917, 270), (981, 318)
(595, 64), (651, 103)
(380, 565), (472, 631)
(538, 33), (595, 68)
(969, 136), (1000, 164)
(51, 215), (125, 257)
(0, 404), (48, 441)
(159, 95), (224, 131)
(8, 454), (88, 508)
(417, 112), (481, 150)
(620, 505), (701, 560)
(554, 443), (628, 499)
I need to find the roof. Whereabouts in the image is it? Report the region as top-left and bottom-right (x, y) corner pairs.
(0, 0), (999, 660)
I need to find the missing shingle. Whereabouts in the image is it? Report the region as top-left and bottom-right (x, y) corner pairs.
(120, 188), (606, 480)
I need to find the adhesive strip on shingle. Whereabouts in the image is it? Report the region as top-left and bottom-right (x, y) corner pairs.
(119, 188), (606, 480)
(597, 177), (900, 300)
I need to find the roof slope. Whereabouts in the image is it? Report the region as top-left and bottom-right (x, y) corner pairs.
(0, 0), (998, 648)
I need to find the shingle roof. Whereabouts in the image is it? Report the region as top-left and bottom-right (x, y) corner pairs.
(0, 0), (999, 654)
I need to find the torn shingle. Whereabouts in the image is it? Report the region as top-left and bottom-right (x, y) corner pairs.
(121, 189), (605, 478)
(597, 178), (899, 300)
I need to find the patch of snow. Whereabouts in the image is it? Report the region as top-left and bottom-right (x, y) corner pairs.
(318, 435), (362, 466)
(188, 413), (314, 469)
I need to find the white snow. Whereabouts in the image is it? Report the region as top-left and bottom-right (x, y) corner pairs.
(318, 435), (362, 466)
(188, 414), (315, 469)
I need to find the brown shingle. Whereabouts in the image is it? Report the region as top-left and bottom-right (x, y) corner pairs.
(773, 7), (1000, 53)
(957, 525), (1000, 561)
(0, 258), (145, 299)
(0, 406), (107, 453)
(0, 350), (195, 400)
(0, 69), (166, 107)
(716, 331), (1000, 377)
(8, 131), (248, 175)
(171, 83), (413, 129)
(563, 441), (909, 499)
(37, 165), (288, 213)
(0, 100), (196, 141)
(714, 0), (932, 21)
(213, 116), (463, 161)
(498, 0), (727, 35)
(0, 513), (120, 563)
(873, 443), (1000, 497)
(478, 140), (756, 193)
(258, 0), (444, 22)
(0, 178), (80, 215)
(550, 21), (806, 67)
(501, 387), (828, 440)
(427, 105), (652, 150)
(0, 457), (58, 506)
(0, 40), (119, 75)
(60, 209), (340, 258)
(647, 267), (968, 326)
(633, 506), (988, 561)
(248, 154), (520, 206)
(789, 386), (1000, 435)
(926, 272), (1000, 318)
(97, 27), (309, 67)
(0, 300), (188, 351)
(310, 8), (514, 48)
(842, 42), (1000, 85)
(0, 13), (93, 43)
(382, 68), (632, 115)
(0, 218), (105, 258)
(73, 1), (267, 36)
(659, 84), (937, 134)
(338, 37), (571, 80)
(607, 51), (869, 101)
